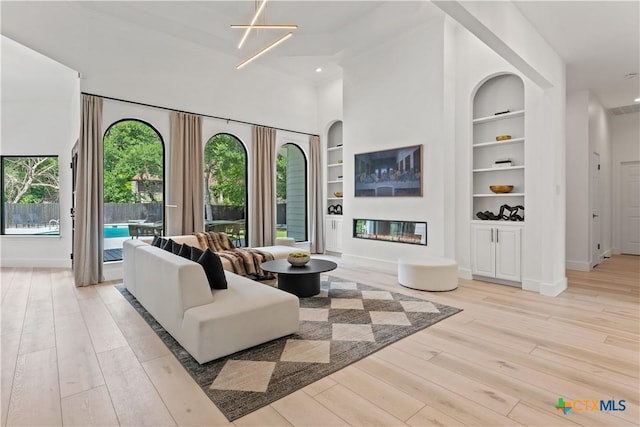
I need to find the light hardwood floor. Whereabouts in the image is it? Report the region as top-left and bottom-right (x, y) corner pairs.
(1, 255), (638, 426)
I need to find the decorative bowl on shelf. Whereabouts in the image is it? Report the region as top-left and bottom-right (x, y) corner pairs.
(495, 135), (512, 141)
(337, 160), (343, 164)
(334, 191), (343, 198)
(489, 185), (514, 194)
(287, 252), (310, 267)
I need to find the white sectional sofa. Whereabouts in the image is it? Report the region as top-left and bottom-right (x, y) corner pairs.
(123, 239), (299, 364)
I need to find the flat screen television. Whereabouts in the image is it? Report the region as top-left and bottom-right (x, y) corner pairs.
(354, 144), (422, 197)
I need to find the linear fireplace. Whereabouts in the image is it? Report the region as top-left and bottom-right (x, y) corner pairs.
(353, 219), (427, 245)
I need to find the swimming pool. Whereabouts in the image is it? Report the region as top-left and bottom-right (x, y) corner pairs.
(104, 224), (130, 238)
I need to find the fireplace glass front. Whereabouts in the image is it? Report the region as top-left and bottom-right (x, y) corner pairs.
(353, 219), (427, 245)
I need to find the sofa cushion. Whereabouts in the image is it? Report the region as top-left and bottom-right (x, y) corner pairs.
(198, 249), (228, 289)
(178, 244), (192, 259)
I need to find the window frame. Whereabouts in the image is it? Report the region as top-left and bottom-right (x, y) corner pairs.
(203, 133), (249, 244)
(102, 118), (166, 261)
(277, 143), (309, 242)
(1, 154), (61, 236)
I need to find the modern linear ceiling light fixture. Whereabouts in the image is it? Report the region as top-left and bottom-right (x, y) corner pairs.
(233, 0), (297, 69)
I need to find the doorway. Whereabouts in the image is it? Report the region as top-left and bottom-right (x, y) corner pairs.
(591, 152), (601, 268)
(620, 161), (640, 255)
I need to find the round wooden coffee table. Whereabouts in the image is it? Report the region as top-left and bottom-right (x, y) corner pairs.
(261, 259), (337, 297)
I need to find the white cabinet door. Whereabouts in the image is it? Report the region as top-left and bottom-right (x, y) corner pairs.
(334, 217), (343, 252)
(495, 227), (521, 281)
(325, 217), (343, 253)
(471, 225), (495, 277)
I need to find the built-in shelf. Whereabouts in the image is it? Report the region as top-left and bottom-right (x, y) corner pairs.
(326, 121), (344, 254)
(473, 193), (525, 198)
(473, 166), (525, 173)
(472, 109), (525, 124)
(473, 137), (525, 148)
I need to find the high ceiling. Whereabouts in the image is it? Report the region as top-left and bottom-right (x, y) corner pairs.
(1, 1), (638, 109)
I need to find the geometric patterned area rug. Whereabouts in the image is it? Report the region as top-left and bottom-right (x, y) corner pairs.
(116, 275), (462, 421)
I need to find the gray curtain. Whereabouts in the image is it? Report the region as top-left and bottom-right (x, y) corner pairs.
(74, 95), (104, 287)
(169, 111), (204, 236)
(251, 125), (276, 247)
(309, 135), (325, 253)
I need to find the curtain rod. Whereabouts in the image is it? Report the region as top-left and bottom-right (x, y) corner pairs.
(81, 92), (319, 137)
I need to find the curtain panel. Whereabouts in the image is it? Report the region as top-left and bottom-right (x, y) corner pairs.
(169, 111), (204, 236)
(74, 95), (104, 287)
(250, 126), (276, 247)
(309, 135), (325, 253)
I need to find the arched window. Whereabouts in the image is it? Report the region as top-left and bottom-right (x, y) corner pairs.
(103, 119), (164, 261)
(277, 143), (308, 242)
(204, 133), (248, 247)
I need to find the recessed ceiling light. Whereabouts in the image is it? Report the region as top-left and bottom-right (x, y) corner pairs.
(315, 67), (322, 73)
(635, 97), (640, 103)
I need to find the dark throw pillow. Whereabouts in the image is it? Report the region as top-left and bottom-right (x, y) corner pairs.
(190, 246), (204, 262)
(162, 238), (175, 252)
(153, 236), (166, 248)
(172, 242), (183, 255)
(178, 244), (192, 259)
(197, 249), (227, 290)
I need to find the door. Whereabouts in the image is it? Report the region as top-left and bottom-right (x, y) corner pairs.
(591, 152), (601, 267)
(621, 162), (640, 255)
(471, 224), (495, 277)
(334, 217), (343, 252)
(495, 227), (521, 282)
(325, 217), (337, 252)
(325, 217), (343, 253)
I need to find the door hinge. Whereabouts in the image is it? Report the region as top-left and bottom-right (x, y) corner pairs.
(70, 253), (73, 260)
(598, 164), (601, 170)
(70, 162), (73, 169)
(597, 243), (600, 250)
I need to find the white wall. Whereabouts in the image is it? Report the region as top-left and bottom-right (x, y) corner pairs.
(0, 37), (80, 268)
(611, 112), (640, 254)
(565, 91), (591, 270)
(588, 94), (613, 259)
(340, 18), (447, 270)
(565, 91), (614, 270)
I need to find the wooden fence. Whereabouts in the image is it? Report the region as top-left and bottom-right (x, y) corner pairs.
(3, 204), (60, 227)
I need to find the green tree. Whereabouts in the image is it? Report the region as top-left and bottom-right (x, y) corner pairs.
(276, 149), (287, 202)
(204, 134), (246, 214)
(3, 156), (59, 204)
(103, 121), (163, 203)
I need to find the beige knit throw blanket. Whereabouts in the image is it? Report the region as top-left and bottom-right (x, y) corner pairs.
(195, 232), (275, 280)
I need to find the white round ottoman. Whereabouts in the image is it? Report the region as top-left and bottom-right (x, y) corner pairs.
(398, 256), (458, 291)
(275, 237), (296, 247)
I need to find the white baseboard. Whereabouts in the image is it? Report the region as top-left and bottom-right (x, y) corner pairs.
(0, 258), (71, 268)
(458, 267), (472, 280)
(341, 253), (397, 273)
(521, 277), (540, 293)
(566, 260), (590, 272)
(539, 277), (567, 297)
